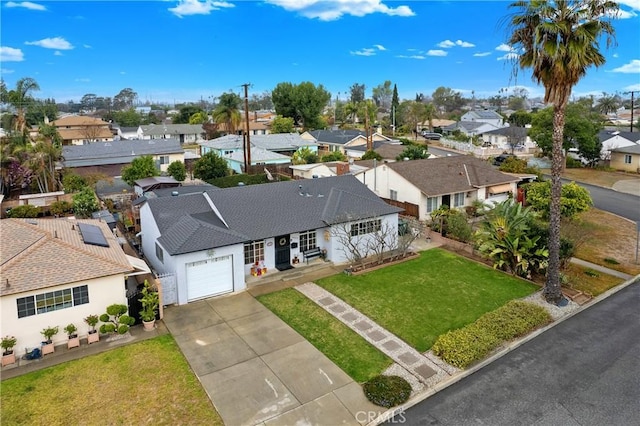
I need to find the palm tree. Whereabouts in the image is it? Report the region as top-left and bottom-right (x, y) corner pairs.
(212, 92), (242, 135)
(507, 0), (618, 303)
(5, 77), (40, 141)
(595, 92), (619, 114)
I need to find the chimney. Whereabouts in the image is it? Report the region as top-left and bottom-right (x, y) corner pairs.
(336, 162), (350, 175)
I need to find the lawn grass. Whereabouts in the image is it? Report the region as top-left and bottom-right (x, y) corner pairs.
(0, 335), (221, 425)
(563, 263), (624, 296)
(317, 249), (540, 352)
(258, 289), (392, 383)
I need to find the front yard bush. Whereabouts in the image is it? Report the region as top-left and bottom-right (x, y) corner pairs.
(432, 300), (551, 369)
(7, 204), (40, 218)
(363, 375), (412, 408)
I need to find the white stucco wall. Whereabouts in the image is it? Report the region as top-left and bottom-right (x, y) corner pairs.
(1, 275), (128, 354)
(328, 214), (398, 264)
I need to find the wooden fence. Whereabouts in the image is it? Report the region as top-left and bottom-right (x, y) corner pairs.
(380, 197), (420, 218)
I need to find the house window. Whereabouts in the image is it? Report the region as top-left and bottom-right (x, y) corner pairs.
(156, 242), (164, 264)
(390, 190), (398, 201)
(426, 197), (438, 213)
(453, 192), (465, 208)
(244, 241), (264, 265)
(350, 219), (382, 237)
(299, 230), (316, 252)
(16, 285), (89, 318)
(158, 155), (170, 165)
(624, 154), (632, 164)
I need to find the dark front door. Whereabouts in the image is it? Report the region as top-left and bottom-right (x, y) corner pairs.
(275, 235), (292, 271)
(442, 194), (451, 208)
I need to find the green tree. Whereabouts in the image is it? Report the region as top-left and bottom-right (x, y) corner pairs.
(391, 84), (399, 118)
(291, 146), (318, 165)
(508, 0), (618, 302)
(174, 105), (204, 124)
(595, 92), (620, 114)
(321, 152), (347, 162)
(372, 80), (392, 111)
(121, 155), (159, 185)
(396, 145), (428, 161)
(167, 161), (187, 181)
(107, 109), (142, 127)
(432, 86), (464, 113)
(270, 115), (295, 133)
(212, 93), (242, 133)
(72, 186), (99, 218)
(113, 88), (137, 110)
(525, 181), (593, 220)
(272, 82), (298, 123)
(508, 110), (532, 127)
(293, 82), (331, 130)
(361, 150), (382, 161)
(189, 111), (208, 124)
(349, 83), (365, 103)
(193, 151), (228, 180)
(62, 172), (87, 193)
(26, 98), (58, 126)
(4, 77), (40, 140)
(475, 200), (548, 277)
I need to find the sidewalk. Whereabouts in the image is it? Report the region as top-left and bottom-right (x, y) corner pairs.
(570, 257), (634, 281)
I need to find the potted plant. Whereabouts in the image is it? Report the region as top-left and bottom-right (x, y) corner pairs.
(84, 314), (100, 344)
(1, 335), (17, 367)
(139, 280), (159, 331)
(64, 323), (80, 349)
(99, 304), (135, 337)
(41, 326), (59, 355)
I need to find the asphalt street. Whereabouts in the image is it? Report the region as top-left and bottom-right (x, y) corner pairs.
(391, 280), (640, 426)
(565, 180), (640, 223)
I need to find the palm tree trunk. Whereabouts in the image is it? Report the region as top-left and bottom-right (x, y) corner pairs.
(543, 104), (565, 304)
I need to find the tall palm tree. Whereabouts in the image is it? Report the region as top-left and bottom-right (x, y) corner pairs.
(595, 92), (619, 114)
(507, 0), (618, 303)
(5, 77), (40, 140)
(212, 92), (242, 135)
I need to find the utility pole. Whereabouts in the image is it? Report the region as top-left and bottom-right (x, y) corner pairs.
(624, 91), (636, 132)
(242, 83), (251, 172)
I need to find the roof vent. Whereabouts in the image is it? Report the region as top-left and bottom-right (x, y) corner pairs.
(171, 191), (179, 196)
(238, 182), (245, 186)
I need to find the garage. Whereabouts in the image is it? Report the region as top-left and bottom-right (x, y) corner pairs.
(186, 255), (233, 301)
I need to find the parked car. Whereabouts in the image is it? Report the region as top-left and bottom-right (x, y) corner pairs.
(492, 153), (516, 166)
(421, 132), (442, 140)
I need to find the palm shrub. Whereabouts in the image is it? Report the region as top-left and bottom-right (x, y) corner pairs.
(99, 304), (135, 335)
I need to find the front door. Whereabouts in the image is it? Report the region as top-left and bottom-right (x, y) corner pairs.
(275, 235), (292, 271)
(442, 194), (451, 208)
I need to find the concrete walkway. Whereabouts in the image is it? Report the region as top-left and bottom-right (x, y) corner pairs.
(296, 283), (455, 389)
(570, 257), (635, 281)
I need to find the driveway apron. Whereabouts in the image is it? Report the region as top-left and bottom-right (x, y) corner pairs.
(163, 291), (379, 426)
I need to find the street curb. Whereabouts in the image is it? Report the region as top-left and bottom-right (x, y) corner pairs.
(367, 273), (640, 426)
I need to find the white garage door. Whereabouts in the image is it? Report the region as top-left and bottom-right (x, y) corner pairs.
(186, 255), (233, 301)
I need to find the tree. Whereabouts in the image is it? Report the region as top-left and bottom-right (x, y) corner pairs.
(167, 161), (187, 182)
(400, 101), (427, 139)
(391, 84), (399, 116)
(212, 93), (242, 133)
(4, 77), (40, 140)
(361, 150), (382, 161)
(272, 82), (330, 130)
(72, 186), (100, 218)
(595, 92), (620, 114)
(508, 0), (618, 302)
(113, 88), (137, 110)
(174, 105), (204, 124)
(525, 181), (593, 220)
(349, 83), (365, 103)
(372, 80), (392, 111)
(321, 152), (347, 162)
(247, 91), (273, 111)
(25, 98), (58, 126)
(80, 93), (97, 111)
(291, 146), (319, 165)
(396, 145), (428, 161)
(272, 82), (298, 123)
(121, 155), (159, 185)
(432, 86), (464, 113)
(189, 111), (208, 124)
(107, 109), (142, 127)
(193, 151), (228, 180)
(508, 110), (532, 127)
(270, 116), (295, 134)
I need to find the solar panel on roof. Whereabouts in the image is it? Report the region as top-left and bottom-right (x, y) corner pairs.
(78, 223), (109, 247)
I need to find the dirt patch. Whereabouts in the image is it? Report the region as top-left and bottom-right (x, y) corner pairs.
(541, 168), (640, 188)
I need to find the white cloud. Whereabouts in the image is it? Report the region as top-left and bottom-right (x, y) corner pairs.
(426, 50), (447, 57)
(456, 40), (475, 48)
(0, 46), (24, 62)
(396, 55), (425, 60)
(266, 0), (414, 21)
(611, 59), (640, 73)
(497, 52), (519, 61)
(83, 44), (92, 49)
(169, 0), (234, 18)
(374, 44), (386, 51)
(25, 37), (74, 50)
(495, 43), (514, 52)
(54, 51), (63, 56)
(438, 39), (475, 48)
(614, 0), (640, 18)
(351, 48), (376, 56)
(5, 1), (46, 11)
(437, 40), (455, 48)
(1, 68), (15, 74)
(623, 83), (640, 91)
(473, 52), (491, 57)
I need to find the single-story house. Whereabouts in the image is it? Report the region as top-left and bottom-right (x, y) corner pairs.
(609, 144), (640, 173)
(480, 126), (535, 151)
(62, 138), (185, 177)
(301, 129), (393, 157)
(345, 140), (405, 161)
(220, 147), (291, 174)
(138, 124), (206, 144)
(356, 156), (520, 221)
(460, 109), (506, 128)
(117, 126), (140, 140)
(443, 121), (501, 137)
(51, 115), (114, 145)
(134, 176), (181, 196)
(0, 218), (149, 352)
(599, 130), (640, 160)
(289, 161), (369, 179)
(199, 133), (318, 158)
(139, 175), (401, 304)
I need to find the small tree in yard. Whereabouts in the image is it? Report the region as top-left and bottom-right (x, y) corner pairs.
(121, 155), (159, 185)
(525, 181), (592, 220)
(167, 160), (186, 182)
(366, 220), (398, 264)
(396, 217), (425, 257)
(99, 304), (135, 335)
(72, 186), (99, 218)
(193, 151), (228, 181)
(331, 220), (371, 268)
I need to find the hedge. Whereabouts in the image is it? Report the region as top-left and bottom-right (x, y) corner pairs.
(432, 300), (551, 369)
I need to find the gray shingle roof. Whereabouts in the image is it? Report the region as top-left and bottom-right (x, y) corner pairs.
(140, 124), (205, 136)
(62, 139), (184, 167)
(148, 175), (400, 255)
(599, 130), (640, 143)
(200, 133), (316, 151)
(307, 129), (366, 145)
(611, 144), (640, 154)
(387, 156), (518, 197)
(482, 127), (529, 137)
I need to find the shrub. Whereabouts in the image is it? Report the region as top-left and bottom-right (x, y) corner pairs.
(604, 257), (619, 265)
(7, 205), (40, 218)
(363, 375), (412, 408)
(432, 301), (551, 369)
(446, 211), (473, 243)
(62, 172), (87, 193)
(50, 200), (73, 216)
(99, 304), (135, 335)
(584, 269), (599, 278)
(565, 156), (583, 168)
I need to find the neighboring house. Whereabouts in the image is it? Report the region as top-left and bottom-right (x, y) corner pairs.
(598, 130), (640, 160)
(199, 133), (317, 158)
(461, 109), (506, 128)
(0, 218), (149, 351)
(356, 156), (520, 221)
(134, 177), (181, 196)
(118, 126), (139, 140)
(139, 175), (401, 304)
(346, 140), (405, 161)
(480, 126), (535, 151)
(62, 138), (185, 177)
(138, 124), (206, 144)
(51, 115), (113, 145)
(290, 161), (369, 179)
(609, 144), (640, 173)
(220, 147), (291, 173)
(301, 129), (393, 157)
(419, 118), (456, 132)
(443, 120), (500, 137)
(215, 120), (271, 136)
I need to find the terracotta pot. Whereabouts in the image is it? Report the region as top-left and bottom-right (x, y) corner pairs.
(67, 336), (80, 349)
(87, 331), (99, 344)
(142, 319), (155, 332)
(2, 352), (16, 367)
(42, 342), (54, 355)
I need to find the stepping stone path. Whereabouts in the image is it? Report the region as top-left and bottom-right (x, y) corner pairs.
(296, 282), (454, 387)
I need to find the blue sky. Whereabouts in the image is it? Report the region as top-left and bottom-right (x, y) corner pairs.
(1, 0), (639, 105)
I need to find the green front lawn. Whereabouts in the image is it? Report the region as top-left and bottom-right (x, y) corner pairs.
(1, 335), (222, 425)
(318, 249), (540, 352)
(258, 289), (392, 383)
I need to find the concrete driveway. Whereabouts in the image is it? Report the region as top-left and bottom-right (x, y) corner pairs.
(163, 292), (382, 425)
